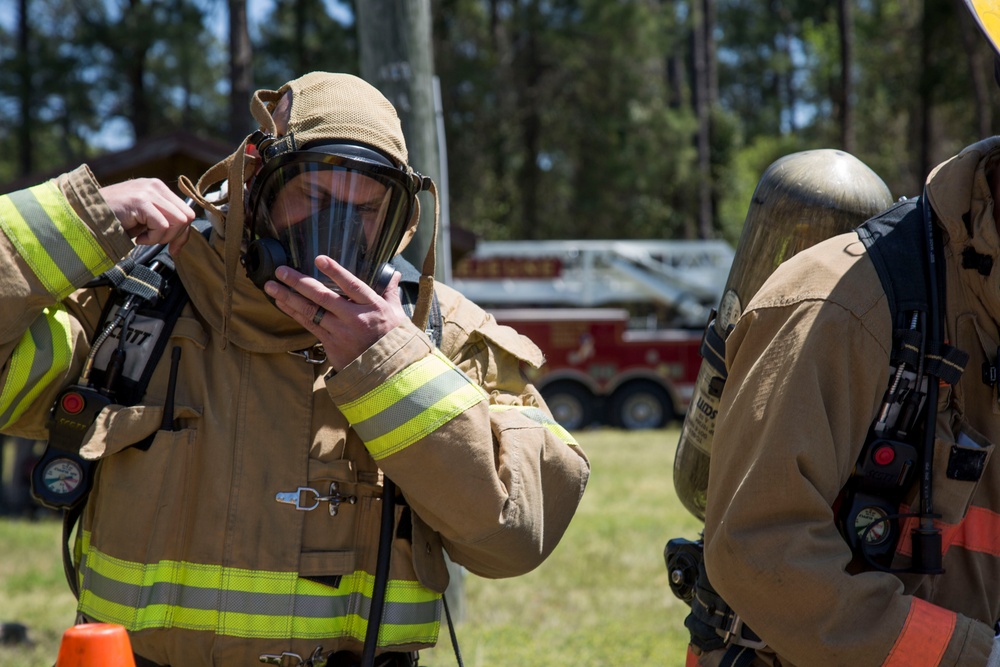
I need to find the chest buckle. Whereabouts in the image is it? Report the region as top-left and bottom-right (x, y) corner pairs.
(275, 483), (357, 516)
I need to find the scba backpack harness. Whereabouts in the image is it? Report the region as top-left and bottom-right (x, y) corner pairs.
(32, 221), (213, 506)
(667, 195), (971, 665)
(29, 220), (212, 597)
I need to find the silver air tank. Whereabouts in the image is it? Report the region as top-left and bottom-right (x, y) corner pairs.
(673, 149), (893, 521)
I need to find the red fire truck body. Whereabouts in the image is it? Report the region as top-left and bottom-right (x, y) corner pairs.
(489, 308), (703, 430)
(451, 239), (732, 430)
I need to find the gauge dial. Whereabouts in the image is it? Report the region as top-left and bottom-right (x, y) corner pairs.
(42, 457), (83, 495)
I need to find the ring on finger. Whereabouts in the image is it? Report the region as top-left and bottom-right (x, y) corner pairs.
(312, 306), (326, 326)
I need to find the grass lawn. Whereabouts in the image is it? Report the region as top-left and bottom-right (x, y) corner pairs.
(0, 426), (701, 666)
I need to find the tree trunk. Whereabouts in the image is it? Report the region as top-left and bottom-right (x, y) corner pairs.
(294, 0), (307, 74)
(692, 0), (713, 239)
(955, 0), (992, 138)
(357, 0), (444, 271)
(918, 1), (933, 180)
(128, 61), (150, 139)
(838, 0), (855, 153)
(17, 0), (32, 176)
(514, 1), (542, 240)
(229, 0), (253, 144)
(704, 0), (717, 107)
(124, 0), (150, 139)
(704, 0), (719, 236)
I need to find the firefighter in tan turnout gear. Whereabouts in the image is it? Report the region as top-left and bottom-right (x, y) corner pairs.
(671, 5), (1000, 665)
(0, 72), (589, 666)
(695, 138), (1000, 666)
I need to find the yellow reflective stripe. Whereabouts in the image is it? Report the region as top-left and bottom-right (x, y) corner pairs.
(340, 350), (464, 422)
(489, 404), (580, 446)
(0, 306), (73, 429)
(342, 350), (488, 460)
(0, 181), (115, 299)
(77, 531), (441, 645)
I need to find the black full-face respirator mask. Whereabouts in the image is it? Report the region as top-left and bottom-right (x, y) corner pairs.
(243, 138), (424, 296)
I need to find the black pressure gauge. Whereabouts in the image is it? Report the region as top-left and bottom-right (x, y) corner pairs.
(31, 449), (93, 509)
(30, 385), (111, 510)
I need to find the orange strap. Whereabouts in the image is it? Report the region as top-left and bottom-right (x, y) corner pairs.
(882, 598), (954, 666)
(686, 645), (701, 667)
(898, 505), (1000, 558)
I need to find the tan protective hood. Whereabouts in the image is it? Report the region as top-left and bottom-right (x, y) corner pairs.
(925, 136), (1000, 251)
(179, 72), (438, 347)
(925, 135), (1000, 324)
(175, 226), (321, 353)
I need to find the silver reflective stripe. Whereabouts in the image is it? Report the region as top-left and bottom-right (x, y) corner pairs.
(84, 564), (438, 621)
(0, 309), (67, 428)
(351, 366), (474, 442)
(513, 406), (561, 427)
(490, 404), (579, 446)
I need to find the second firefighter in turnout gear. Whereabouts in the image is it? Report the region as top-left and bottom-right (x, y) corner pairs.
(698, 139), (1000, 665)
(679, 5), (1000, 665)
(0, 72), (590, 666)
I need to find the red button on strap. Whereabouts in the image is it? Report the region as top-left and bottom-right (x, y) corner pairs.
(61, 392), (85, 415)
(873, 444), (896, 466)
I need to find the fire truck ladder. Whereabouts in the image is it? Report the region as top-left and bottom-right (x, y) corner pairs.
(451, 239), (733, 328)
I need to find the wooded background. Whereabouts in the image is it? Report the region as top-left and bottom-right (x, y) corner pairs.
(2, 0), (998, 245)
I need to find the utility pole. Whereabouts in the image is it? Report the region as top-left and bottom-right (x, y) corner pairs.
(357, 2), (460, 619)
(356, 0), (448, 279)
(17, 0), (33, 177)
(229, 0), (254, 144)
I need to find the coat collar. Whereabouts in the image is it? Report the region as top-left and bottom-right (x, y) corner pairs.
(926, 136), (1000, 325)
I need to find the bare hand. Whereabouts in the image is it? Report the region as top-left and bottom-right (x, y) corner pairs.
(99, 179), (196, 254)
(264, 256), (406, 371)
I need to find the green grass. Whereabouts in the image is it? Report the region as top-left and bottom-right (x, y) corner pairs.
(0, 427), (701, 666)
(0, 516), (79, 667)
(421, 426), (702, 666)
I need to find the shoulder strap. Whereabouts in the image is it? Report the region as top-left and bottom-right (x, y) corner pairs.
(856, 198), (929, 329)
(838, 196), (969, 573)
(856, 198), (967, 387)
(88, 219), (212, 405)
(392, 256), (443, 348)
(60, 219), (212, 598)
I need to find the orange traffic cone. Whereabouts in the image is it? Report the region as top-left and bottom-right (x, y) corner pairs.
(55, 623), (136, 667)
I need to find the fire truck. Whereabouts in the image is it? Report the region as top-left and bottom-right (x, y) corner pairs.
(450, 239), (734, 430)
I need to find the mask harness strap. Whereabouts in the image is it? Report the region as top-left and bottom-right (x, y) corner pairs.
(411, 177), (439, 332)
(178, 88), (278, 351)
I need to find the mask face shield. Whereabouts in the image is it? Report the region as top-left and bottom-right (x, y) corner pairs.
(245, 143), (418, 294)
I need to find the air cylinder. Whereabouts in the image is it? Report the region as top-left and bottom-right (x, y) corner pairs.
(673, 149), (893, 520)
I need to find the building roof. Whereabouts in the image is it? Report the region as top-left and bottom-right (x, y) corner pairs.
(0, 130), (233, 195)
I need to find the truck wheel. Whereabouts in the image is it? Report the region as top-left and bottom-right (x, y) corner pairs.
(610, 381), (673, 430)
(541, 382), (594, 431)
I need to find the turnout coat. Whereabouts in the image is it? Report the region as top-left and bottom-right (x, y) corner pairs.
(0, 166), (590, 665)
(702, 138), (1000, 666)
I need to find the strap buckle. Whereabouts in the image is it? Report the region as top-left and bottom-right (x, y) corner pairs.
(288, 344), (327, 365)
(719, 612), (766, 650)
(275, 483), (357, 516)
(259, 646), (326, 667)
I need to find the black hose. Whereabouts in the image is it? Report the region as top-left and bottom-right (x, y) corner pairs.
(913, 194), (944, 573)
(361, 477), (396, 667)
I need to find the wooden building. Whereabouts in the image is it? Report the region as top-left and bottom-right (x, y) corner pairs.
(0, 130), (232, 196)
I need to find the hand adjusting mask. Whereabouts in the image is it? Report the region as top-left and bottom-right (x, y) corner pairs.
(243, 136), (424, 295)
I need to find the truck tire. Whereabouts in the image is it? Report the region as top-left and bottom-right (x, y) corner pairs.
(610, 381), (673, 430)
(541, 381), (594, 431)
